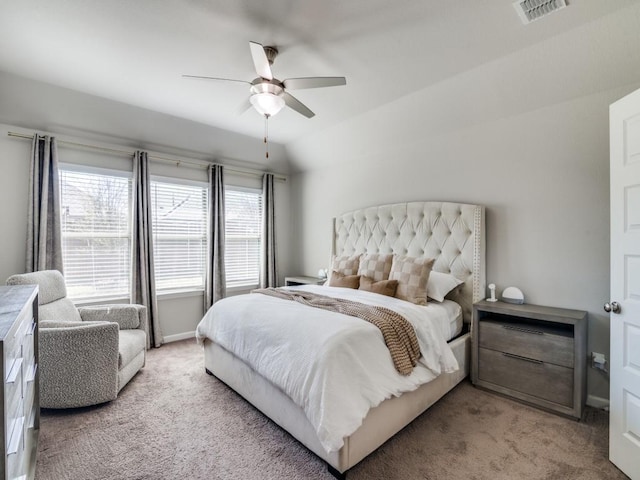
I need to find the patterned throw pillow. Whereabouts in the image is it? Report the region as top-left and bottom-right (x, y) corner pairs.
(325, 254), (361, 285)
(389, 255), (435, 305)
(357, 253), (393, 282)
(328, 271), (360, 289)
(331, 254), (360, 275)
(359, 276), (398, 297)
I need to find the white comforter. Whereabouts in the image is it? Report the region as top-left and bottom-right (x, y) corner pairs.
(195, 285), (459, 452)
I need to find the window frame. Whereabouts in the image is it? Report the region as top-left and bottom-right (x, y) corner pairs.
(224, 185), (263, 292)
(150, 174), (209, 296)
(58, 162), (133, 303)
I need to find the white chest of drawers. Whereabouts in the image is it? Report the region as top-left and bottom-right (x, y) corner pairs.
(0, 285), (39, 480)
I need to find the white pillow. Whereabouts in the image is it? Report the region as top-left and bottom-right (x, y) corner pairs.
(427, 271), (464, 302)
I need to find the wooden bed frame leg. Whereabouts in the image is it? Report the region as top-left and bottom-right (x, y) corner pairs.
(327, 464), (346, 479)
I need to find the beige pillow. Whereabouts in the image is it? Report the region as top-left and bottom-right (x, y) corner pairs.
(326, 254), (361, 285)
(359, 276), (398, 297)
(328, 271), (360, 289)
(389, 255), (435, 305)
(357, 253), (393, 281)
(331, 254), (360, 275)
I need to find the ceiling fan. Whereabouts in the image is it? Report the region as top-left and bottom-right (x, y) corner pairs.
(183, 41), (346, 119)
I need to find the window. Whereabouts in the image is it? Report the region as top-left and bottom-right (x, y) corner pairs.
(225, 187), (262, 289)
(60, 166), (131, 301)
(150, 178), (208, 293)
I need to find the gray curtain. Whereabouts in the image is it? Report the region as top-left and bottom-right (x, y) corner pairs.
(27, 134), (64, 273)
(131, 151), (161, 348)
(260, 173), (277, 288)
(205, 164), (226, 310)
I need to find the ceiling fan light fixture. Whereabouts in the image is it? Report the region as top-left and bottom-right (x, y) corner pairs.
(250, 92), (285, 117)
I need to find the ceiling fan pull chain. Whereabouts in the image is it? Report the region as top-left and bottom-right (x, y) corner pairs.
(264, 113), (270, 159)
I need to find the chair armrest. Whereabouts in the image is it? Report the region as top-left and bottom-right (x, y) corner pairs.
(39, 320), (88, 329)
(39, 320), (120, 408)
(78, 304), (147, 332)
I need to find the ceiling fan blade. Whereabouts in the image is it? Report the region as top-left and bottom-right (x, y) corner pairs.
(249, 41), (273, 80)
(283, 77), (346, 90)
(182, 74), (250, 85)
(283, 92), (315, 118)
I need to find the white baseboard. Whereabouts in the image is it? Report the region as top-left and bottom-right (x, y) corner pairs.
(587, 394), (610, 410)
(163, 331), (196, 344)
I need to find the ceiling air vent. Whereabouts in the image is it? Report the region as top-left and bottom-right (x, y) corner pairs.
(513, 0), (567, 24)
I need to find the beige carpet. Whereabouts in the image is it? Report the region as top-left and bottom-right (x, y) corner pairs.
(35, 339), (629, 480)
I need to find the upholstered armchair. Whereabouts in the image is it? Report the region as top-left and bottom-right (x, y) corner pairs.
(6, 270), (148, 408)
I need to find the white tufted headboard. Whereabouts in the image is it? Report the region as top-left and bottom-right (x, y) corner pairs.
(331, 201), (486, 323)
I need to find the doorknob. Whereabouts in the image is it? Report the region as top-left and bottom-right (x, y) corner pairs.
(604, 301), (621, 314)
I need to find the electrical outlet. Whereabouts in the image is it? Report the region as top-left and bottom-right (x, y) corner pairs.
(591, 352), (607, 371)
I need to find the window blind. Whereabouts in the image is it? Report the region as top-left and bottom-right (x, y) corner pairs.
(150, 179), (208, 293)
(59, 168), (131, 301)
(225, 188), (262, 288)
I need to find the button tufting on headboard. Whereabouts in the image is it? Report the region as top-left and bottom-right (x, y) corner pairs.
(332, 201), (486, 323)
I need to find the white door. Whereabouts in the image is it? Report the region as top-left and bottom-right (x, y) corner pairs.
(610, 87), (640, 480)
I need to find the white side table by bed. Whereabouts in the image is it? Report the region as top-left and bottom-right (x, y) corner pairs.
(284, 276), (325, 286)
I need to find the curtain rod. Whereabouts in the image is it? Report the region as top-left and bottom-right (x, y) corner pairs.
(7, 131), (287, 182)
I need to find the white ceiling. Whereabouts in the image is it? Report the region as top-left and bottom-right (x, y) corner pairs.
(0, 0), (637, 145)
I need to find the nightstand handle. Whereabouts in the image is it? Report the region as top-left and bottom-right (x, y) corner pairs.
(502, 352), (543, 364)
(502, 325), (543, 335)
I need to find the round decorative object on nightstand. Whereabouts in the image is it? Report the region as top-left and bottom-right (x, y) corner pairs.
(501, 286), (524, 304)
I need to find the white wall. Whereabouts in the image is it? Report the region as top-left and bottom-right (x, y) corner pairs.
(0, 74), (292, 343)
(0, 127), (31, 283)
(286, 6), (640, 403)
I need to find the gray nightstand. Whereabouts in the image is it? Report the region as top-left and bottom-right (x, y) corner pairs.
(284, 276), (325, 286)
(472, 300), (587, 420)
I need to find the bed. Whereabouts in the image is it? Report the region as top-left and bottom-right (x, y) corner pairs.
(196, 201), (485, 478)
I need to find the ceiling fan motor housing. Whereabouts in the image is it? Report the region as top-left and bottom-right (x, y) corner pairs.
(250, 78), (284, 96)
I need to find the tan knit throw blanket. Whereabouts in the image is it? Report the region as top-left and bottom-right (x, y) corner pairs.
(252, 288), (422, 375)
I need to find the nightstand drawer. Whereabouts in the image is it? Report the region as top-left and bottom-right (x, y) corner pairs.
(478, 319), (574, 368)
(478, 347), (573, 407)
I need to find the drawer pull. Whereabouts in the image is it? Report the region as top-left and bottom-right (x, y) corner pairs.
(7, 416), (24, 455)
(26, 363), (37, 383)
(6, 358), (23, 384)
(502, 325), (544, 335)
(27, 402), (37, 429)
(502, 352), (544, 364)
